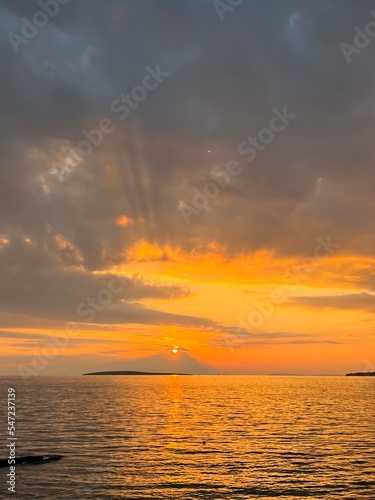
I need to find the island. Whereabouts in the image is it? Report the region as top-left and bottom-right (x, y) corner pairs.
(345, 372), (375, 376)
(83, 371), (192, 376)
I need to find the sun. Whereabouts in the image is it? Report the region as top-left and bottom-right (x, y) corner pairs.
(172, 346), (179, 355)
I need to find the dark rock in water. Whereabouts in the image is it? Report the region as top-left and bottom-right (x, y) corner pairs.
(0, 455), (63, 468)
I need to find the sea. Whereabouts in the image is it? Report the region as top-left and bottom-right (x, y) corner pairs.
(0, 375), (374, 499)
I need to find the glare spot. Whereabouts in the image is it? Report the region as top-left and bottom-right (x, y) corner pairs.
(116, 215), (134, 227)
(0, 235), (9, 248)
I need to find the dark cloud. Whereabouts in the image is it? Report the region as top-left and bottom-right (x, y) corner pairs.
(1, 0), (375, 325)
(0, 233), (205, 327)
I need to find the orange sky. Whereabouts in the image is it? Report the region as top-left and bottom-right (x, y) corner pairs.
(2, 238), (374, 375)
(2, 1), (375, 376)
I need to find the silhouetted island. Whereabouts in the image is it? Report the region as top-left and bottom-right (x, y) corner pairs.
(83, 371), (192, 375)
(346, 372), (375, 376)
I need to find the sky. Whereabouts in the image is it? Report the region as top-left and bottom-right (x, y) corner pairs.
(1, 0), (375, 375)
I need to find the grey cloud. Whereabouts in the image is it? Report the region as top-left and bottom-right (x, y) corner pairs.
(291, 292), (375, 312)
(1, 0), (375, 325)
(211, 336), (342, 349)
(0, 329), (127, 344)
(0, 241), (205, 326)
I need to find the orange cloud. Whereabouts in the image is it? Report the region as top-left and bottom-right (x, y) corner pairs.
(116, 215), (134, 227)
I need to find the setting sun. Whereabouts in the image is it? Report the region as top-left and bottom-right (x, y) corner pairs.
(172, 347), (179, 355)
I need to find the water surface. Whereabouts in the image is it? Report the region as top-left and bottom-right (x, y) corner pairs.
(1, 376), (374, 499)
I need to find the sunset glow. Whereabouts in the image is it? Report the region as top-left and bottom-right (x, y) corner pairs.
(2, 2), (375, 500)
(1, 1), (374, 379)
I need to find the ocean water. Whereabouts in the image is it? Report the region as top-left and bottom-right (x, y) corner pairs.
(0, 375), (374, 499)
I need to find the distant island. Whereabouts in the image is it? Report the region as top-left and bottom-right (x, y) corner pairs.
(83, 371), (192, 376)
(346, 372), (375, 377)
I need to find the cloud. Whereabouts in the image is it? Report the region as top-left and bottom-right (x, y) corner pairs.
(0, 0), (375, 263)
(210, 329), (342, 348)
(291, 292), (375, 312)
(1, 0), (375, 339)
(0, 329), (129, 346)
(0, 238), (211, 327)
